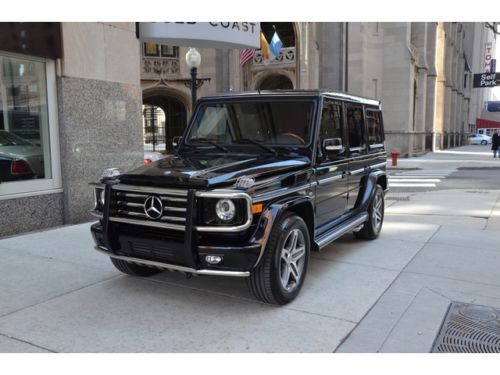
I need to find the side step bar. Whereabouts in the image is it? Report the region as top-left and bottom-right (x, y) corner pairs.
(315, 213), (369, 249)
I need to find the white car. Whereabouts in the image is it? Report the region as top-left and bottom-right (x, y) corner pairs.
(468, 134), (492, 145)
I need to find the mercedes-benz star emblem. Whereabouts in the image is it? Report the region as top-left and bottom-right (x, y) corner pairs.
(144, 196), (163, 220)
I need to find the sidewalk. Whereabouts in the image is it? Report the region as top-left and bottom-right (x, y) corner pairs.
(0, 146), (499, 352)
(388, 144), (500, 170)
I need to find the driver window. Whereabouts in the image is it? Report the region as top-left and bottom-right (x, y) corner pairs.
(318, 100), (346, 160)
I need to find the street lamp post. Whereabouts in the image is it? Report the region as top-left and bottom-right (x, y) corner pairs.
(185, 47), (202, 110)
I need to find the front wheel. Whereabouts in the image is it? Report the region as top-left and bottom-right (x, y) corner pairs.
(354, 184), (385, 240)
(246, 213), (310, 305)
(481, 140), (487, 145)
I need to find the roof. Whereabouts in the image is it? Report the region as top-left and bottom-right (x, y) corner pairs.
(200, 90), (381, 106)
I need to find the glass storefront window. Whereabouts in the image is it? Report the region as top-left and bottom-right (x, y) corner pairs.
(0, 52), (60, 197)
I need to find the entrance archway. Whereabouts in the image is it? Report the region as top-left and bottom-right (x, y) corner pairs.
(258, 74), (294, 90)
(142, 94), (187, 154)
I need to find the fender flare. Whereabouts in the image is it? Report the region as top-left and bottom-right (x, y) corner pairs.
(355, 170), (387, 211)
(249, 195), (315, 268)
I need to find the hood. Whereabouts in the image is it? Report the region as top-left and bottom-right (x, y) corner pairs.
(120, 153), (311, 188)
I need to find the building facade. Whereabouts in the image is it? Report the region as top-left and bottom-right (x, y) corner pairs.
(0, 22), (143, 237)
(0, 22), (497, 237)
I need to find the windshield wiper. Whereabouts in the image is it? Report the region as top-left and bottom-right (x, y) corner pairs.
(189, 137), (229, 153)
(236, 138), (278, 156)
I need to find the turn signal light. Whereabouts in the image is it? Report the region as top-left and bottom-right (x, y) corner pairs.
(252, 203), (263, 214)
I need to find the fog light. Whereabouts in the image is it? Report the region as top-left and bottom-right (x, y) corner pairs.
(205, 255), (223, 264)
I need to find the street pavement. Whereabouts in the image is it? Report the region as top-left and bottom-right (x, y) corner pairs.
(1, 145), (500, 352)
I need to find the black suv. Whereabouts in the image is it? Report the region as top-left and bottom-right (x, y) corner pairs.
(90, 90), (387, 305)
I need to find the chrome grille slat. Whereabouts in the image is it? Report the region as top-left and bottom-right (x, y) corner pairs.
(164, 207), (186, 212)
(119, 202), (144, 208)
(160, 216), (186, 222)
(111, 186), (188, 230)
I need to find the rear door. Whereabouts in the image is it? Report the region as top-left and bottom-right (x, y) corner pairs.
(314, 98), (349, 229)
(345, 103), (367, 210)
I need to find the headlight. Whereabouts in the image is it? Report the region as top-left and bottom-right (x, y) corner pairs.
(215, 199), (236, 222)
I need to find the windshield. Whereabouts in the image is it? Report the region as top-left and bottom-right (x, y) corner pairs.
(0, 130), (33, 147)
(185, 100), (315, 148)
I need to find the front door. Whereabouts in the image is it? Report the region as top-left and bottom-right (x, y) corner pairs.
(314, 99), (349, 231)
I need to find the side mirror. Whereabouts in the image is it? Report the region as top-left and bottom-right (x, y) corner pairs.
(172, 136), (182, 149)
(323, 138), (344, 154)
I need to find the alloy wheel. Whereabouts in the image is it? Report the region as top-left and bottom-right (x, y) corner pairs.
(279, 228), (306, 292)
(371, 191), (384, 233)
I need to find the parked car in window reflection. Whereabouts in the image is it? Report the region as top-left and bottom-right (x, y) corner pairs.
(0, 130), (44, 181)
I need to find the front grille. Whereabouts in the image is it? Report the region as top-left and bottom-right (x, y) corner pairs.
(110, 185), (189, 230)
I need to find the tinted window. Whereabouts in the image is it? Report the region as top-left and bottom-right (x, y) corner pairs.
(366, 109), (384, 150)
(318, 100), (346, 160)
(346, 105), (365, 152)
(187, 101), (314, 147)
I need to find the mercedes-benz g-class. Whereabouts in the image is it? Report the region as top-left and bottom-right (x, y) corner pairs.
(90, 90), (388, 305)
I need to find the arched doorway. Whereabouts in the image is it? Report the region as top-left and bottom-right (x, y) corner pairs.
(258, 74), (294, 90)
(142, 95), (187, 154)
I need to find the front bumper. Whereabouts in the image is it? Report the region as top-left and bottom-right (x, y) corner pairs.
(91, 222), (261, 276)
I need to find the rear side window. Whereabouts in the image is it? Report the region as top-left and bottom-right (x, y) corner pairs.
(346, 105), (365, 153)
(366, 109), (384, 151)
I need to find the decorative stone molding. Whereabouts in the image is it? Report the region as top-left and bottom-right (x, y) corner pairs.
(252, 47), (296, 69)
(141, 57), (180, 80)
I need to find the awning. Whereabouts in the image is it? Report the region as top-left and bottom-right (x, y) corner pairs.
(476, 118), (500, 129)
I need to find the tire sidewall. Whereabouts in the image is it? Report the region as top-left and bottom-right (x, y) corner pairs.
(270, 214), (310, 303)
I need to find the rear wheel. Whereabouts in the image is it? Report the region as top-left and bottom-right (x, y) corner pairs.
(481, 140), (487, 145)
(110, 257), (162, 277)
(247, 213), (310, 305)
(354, 184), (384, 240)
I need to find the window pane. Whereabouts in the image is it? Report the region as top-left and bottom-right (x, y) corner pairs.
(187, 101), (314, 146)
(346, 106), (365, 151)
(366, 110), (384, 147)
(0, 55), (51, 184)
(319, 102), (343, 140)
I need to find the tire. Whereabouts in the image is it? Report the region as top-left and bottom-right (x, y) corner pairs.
(110, 257), (162, 277)
(354, 184), (385, 240)
(246, 213), (310, 305)
(481, 140), (487, 145)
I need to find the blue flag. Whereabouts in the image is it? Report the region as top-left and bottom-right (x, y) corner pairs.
(269, 31), (283, 58)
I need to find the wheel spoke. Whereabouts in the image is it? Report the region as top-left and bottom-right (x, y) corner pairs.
(290, 262), (300, 282)
(289, 230), (299, 252)
(291, 246), (306, 262)
(281, 263), (291, 288)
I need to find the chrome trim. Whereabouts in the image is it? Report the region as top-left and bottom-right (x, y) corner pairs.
(95, 246), (250, 277)
(195, 190), (253, 232)
(253, 183), (312, 203)
(161, 196), (187, 202)
(160, 216), (186, 222)
(350, 168), (366, 176)
(108, 216), (185, 230)
(90, 210), (103, 219)
(164, 207), (186, 212)
(316, 213), (368, 248)
(318, 174), (344, 185)
(371, 162), (387, 169)
(112, 184), (188, 197)
(92, 186), (104, 211)
(120, 201), (144, 208)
